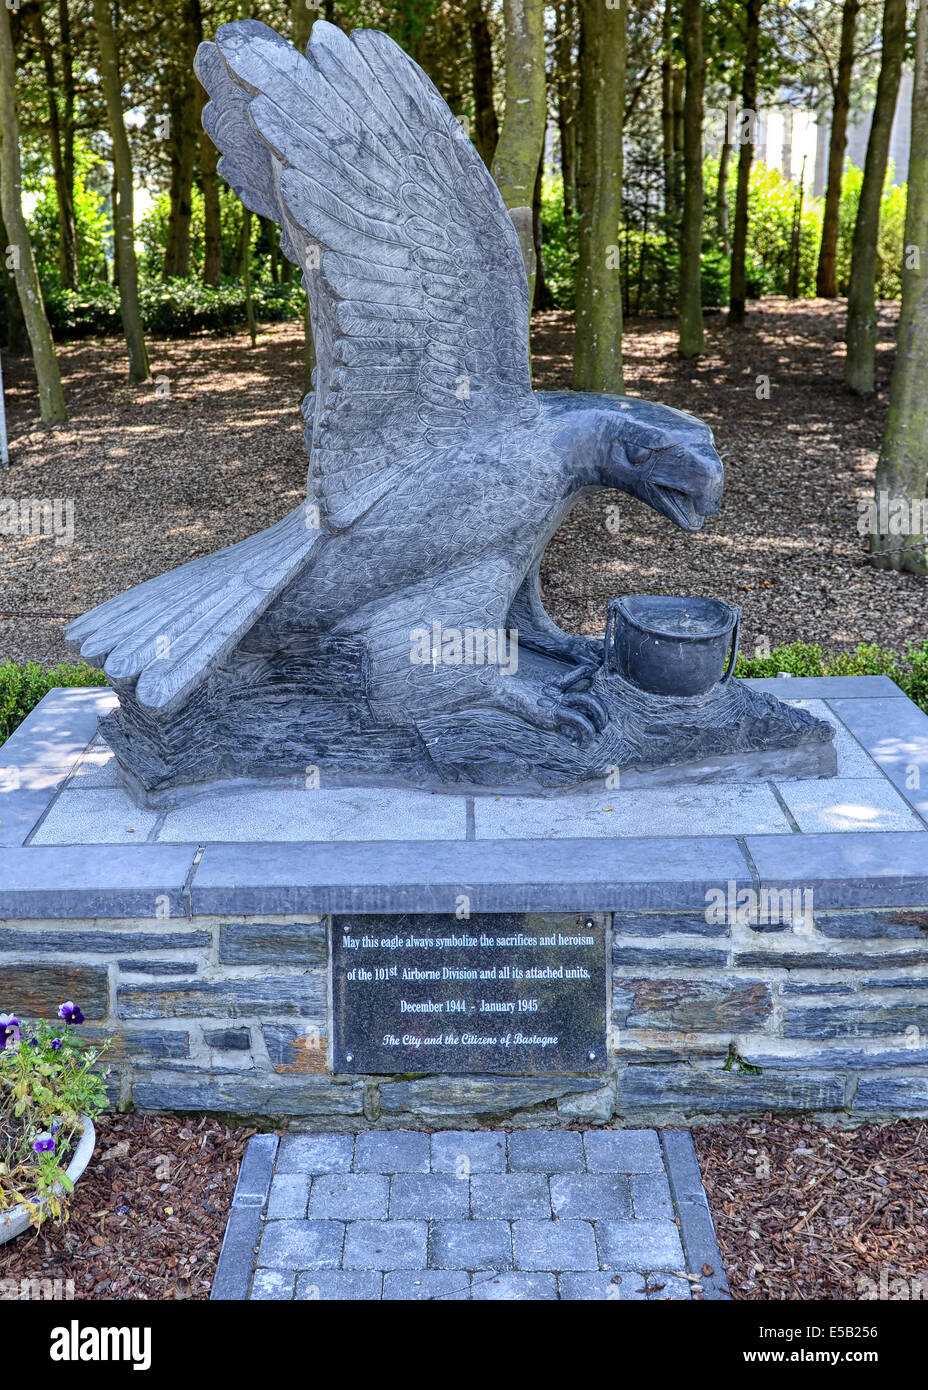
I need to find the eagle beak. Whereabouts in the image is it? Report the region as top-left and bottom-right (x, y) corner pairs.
(643, 442), (724, 532)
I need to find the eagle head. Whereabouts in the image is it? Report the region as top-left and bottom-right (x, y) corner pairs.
(596, 394), (724, 533)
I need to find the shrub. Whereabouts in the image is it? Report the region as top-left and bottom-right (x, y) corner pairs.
(0, 1004), (110, 1230)
(538, 175), (579, 310)
(26, 140), (111, 288)
(0, 660), (107, 745)
(836, 161), (907, 299)
(43, 274), (306, 341)
(735, 638), (928, 714)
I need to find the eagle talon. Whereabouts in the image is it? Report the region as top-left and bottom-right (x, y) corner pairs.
(551, 691), (607, 746)
(550, 663), (600, 695)
(566, 691), (609, 733)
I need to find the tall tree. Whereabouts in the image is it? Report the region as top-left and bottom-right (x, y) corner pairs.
(532, 150), (553, 310)
(163, 0), (202, 280)
(728, 0), (763, 327)
(468, 0), (499, 168)
(0, 205), (27, 352)
(715, 70), (739, 257)
(92, 0), (150, 382)
(572, 0), (626, 392)
(198, 89), (222, 286)
(678, 0), (705, 356)
(844, 0), (907, 392)
(0, 0), (67, 421)
(661, 0), (675, 223)
(30, 3), (79, 289)
(553, 0), (576, 220)
(492, 0), (547, 302)
(871, 0), (928, 574)
(817, 0), (862, 297)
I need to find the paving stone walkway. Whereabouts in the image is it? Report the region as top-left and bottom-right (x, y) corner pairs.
(212, 1128), (729, 1301)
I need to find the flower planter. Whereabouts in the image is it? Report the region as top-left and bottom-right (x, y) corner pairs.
(0, 1117), (96, 1245)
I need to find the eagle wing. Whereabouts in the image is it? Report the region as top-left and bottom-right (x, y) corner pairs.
(196, 18), (539, 532)
(65, 504), (321, 711)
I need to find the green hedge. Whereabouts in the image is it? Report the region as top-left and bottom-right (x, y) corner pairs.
(735, 639), (928, 714)
(1, 642), (926, 746)
(0, 661), (108, 745)
(42, 277), (305, 341)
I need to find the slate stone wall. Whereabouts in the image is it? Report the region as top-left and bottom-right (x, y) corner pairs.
(2, 907), (927, 1125)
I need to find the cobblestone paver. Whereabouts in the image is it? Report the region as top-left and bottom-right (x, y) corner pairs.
(217, 1129), (727, 1301)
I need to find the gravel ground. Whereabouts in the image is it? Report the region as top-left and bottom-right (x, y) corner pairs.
(1, 299), (924, 668)
(0, 1114), (248, 1300)
(694, 1118), (928, 1301)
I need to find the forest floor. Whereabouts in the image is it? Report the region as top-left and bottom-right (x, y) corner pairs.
(1, 297), (924, 668)
(0, 1114), (248, 1300)
(694, 1118), (928, 1301)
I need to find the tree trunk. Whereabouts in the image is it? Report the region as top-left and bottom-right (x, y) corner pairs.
(291, 0), (316, 49)
(716, 73), (738, 257)
(671, 62), (685, 211)
(59, 0), (77, 204)
(0, 0), (67, 421)
(492, 0), (547, 303)
(716, 140), (732, 257)
(661, 0), (675, 223)
(468, 0), (499, 168)
(554, 0), (576, 222)
(195, 0), (221, 288)
(572, 0), (626, 392)
(242, 208), (257, 348)
(728, 0), (763, 328)
(844, 0), (906, 393)
(111, 164), (120, 286)
(817, 0), (861, 298)
(0, 204), (28, 352)
(291, 1), (317, 392)
(163, 0), (201, 281)
(871, 0), (928, 574)
(92, 0), (150, 382)
(532, 149), (554, 311)
(788, 155), (807, 297)
(678, 0), (705, 357)
(31, 6), (79, 289)
(199, 105), (222, 286)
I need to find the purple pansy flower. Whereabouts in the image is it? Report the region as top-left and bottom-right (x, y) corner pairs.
(58, 1001), (85, 1026)
(0, 1014), (21, 1049)
(33, 1134), (55, 1154)
(50, 1037), (64, 1051)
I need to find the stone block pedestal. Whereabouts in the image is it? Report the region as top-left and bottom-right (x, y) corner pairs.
(2, 677), (928, 1125)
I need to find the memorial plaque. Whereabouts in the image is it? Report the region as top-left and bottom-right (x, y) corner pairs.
(331, 913), (607, 1075)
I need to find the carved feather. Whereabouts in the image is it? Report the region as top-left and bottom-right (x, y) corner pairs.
(195, 18), (538, 532)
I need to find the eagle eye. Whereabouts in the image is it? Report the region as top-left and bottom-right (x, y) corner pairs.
(625, 443), (652, 467)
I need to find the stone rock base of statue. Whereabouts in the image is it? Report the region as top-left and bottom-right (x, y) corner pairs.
(97, 638), (836, 807)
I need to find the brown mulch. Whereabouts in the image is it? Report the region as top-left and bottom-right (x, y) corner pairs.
(694, 1118), (928, 1301)
(1, 298), (925, 667)
(0, 1113), (250, 1300)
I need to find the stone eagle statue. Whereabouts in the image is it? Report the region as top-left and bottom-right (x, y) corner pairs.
(66, 20), (832, 797)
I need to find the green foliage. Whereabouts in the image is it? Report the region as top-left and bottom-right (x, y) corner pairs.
(0, 1010), (110, 1231)
(43, 275), (306, 342)
(539, 176), (578, 309)
(26, 142), (111, 287)
(744, 162), (822, 297)
(0, 661), (107, 744)
(836, 161), (907, 299)
(735, 639), (928, 714)
(542, 152), (908, 316)
(701, 156), (907, 302)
